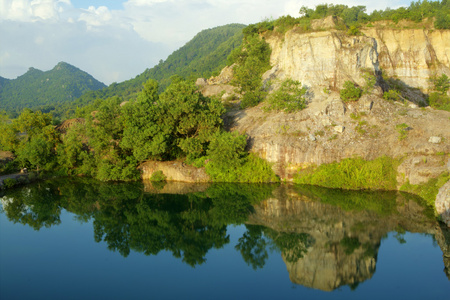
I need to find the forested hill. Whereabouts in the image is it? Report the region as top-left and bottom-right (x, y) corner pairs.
(68, 23), (245, 115)
(0, 62), (106, 117)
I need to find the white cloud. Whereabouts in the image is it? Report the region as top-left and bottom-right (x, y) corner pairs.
(0, 0), (72, 21)
(78, 5), (112, 27)
(0, 0), (413, 84)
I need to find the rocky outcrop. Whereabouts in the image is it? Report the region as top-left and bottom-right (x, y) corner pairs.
(436, 180), (450, 227)
(362, 28), (450, 94)
(196, 65), (236, 100)
(140, 161), (209, 183)
(263, 30), (381, 100)
(227, 94), (450, 182)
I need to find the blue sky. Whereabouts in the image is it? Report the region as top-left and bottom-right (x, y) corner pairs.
(0, 0), (413, 84)
(73, 0), (124, 10)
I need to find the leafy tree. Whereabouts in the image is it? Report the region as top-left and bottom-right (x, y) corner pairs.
(121, 79), (225, 162)
(229, 33), (272, 108)
(431, 73), (450, 95)
(265, 79), (307, 112)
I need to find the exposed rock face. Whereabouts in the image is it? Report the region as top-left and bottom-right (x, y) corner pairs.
(141, 161), (209, 183)
(227, 95), (450, 183)
(362, 28), (450, 93)
(263, 27), (449, 104)
(247, 185), (437, 291)
(196, 65), (236, 99)
(263, 30), (381, 100)
(436, 180), (450, 227)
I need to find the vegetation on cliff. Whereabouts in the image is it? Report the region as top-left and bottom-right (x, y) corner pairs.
(248, 0), (450, 35)
(293, 156), (399, 191)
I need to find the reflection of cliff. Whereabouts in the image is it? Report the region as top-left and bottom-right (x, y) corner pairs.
(247, 185), (437, 291)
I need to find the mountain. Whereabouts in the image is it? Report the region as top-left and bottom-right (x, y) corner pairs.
(69, 23), (245, 113)
(0, 62), (106, 116)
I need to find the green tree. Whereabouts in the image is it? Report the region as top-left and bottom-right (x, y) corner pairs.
(229, 33), (272, 108)
(121, 79), (225, 162)
(340, 81), (362, 102)
(265, 79), (307, 112)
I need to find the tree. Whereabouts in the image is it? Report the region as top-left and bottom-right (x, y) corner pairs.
(229, 33), (272, 108)
(121, 79), (225, 162)
(340, 81), (362, 102)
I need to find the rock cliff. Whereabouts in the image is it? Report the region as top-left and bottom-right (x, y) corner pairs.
(199, 25), (450, 185)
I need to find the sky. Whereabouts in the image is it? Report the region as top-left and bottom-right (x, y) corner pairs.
(0, 0), (413, 85)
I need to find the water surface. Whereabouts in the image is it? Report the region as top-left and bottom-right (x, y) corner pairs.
(1, 179), (449, 299)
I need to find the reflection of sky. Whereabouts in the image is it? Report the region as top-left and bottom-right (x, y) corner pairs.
(1, 209), (449, 299)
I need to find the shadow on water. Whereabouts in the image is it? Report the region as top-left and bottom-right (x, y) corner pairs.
(1, 179), (449, 290)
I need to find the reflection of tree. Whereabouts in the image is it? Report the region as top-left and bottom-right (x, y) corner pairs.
(235, 225), (268, 270)
(264, 229), (314, 263)
(294, 184), (398, 216)
(1, 182), (62, 230)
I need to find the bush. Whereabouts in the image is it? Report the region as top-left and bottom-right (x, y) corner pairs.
(383, 89), (401, 101)
(428, 92), (450, 111)
(396, 123), (410, 141)
(265, 79), (307, 112)
(340, 81), (362, 102)
(3, 178), (17, 189)
(150, 170), (167, 182)
(205, 131), (278, 183)
(430, 74), (449, 95)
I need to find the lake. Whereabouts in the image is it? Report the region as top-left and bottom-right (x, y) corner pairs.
(1, 178), (449, 299)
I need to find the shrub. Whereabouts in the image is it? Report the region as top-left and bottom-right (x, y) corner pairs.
(396, 123), (409, 141)
(383, 89), (402, 101)
(340, 81), (362, 102)
(205, 131), (278, 183)
(150, 170), (167, 182)
(3, 178), (17, 189)
(265, 79), (307, 112)
(430, 74), (449, 95)
(347, 25), (362, 36)
(428, 92), (450, 111)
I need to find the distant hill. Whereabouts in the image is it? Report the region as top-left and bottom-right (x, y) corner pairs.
(0, 62), (106, 117)
(68, 23), (245, 116)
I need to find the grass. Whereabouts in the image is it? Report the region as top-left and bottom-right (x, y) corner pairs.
(293, 156), (399, 190)
(396, 123), (409, 141)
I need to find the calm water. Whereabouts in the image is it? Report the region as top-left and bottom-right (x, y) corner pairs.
(1, 179), (449, 299)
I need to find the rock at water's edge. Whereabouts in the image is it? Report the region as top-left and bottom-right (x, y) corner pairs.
(436, 180), (450, 227)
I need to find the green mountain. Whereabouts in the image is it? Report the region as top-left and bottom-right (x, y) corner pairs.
(0, 62), (106, 117)
(68, 23), (245, 115)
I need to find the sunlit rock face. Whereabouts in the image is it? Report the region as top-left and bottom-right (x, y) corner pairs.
(247, 185), (437, 291)
(264, 30), (381, 101)
(363, 28), (450, 93)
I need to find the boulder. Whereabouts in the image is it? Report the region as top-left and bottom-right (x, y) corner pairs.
(436, 180), (450, 227)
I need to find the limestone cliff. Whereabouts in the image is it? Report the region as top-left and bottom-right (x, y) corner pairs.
(262, 25), (450, 103)
(363, 28), (450, 93)
(199, 25), (450, 184)
(263, 30), (381, 99)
